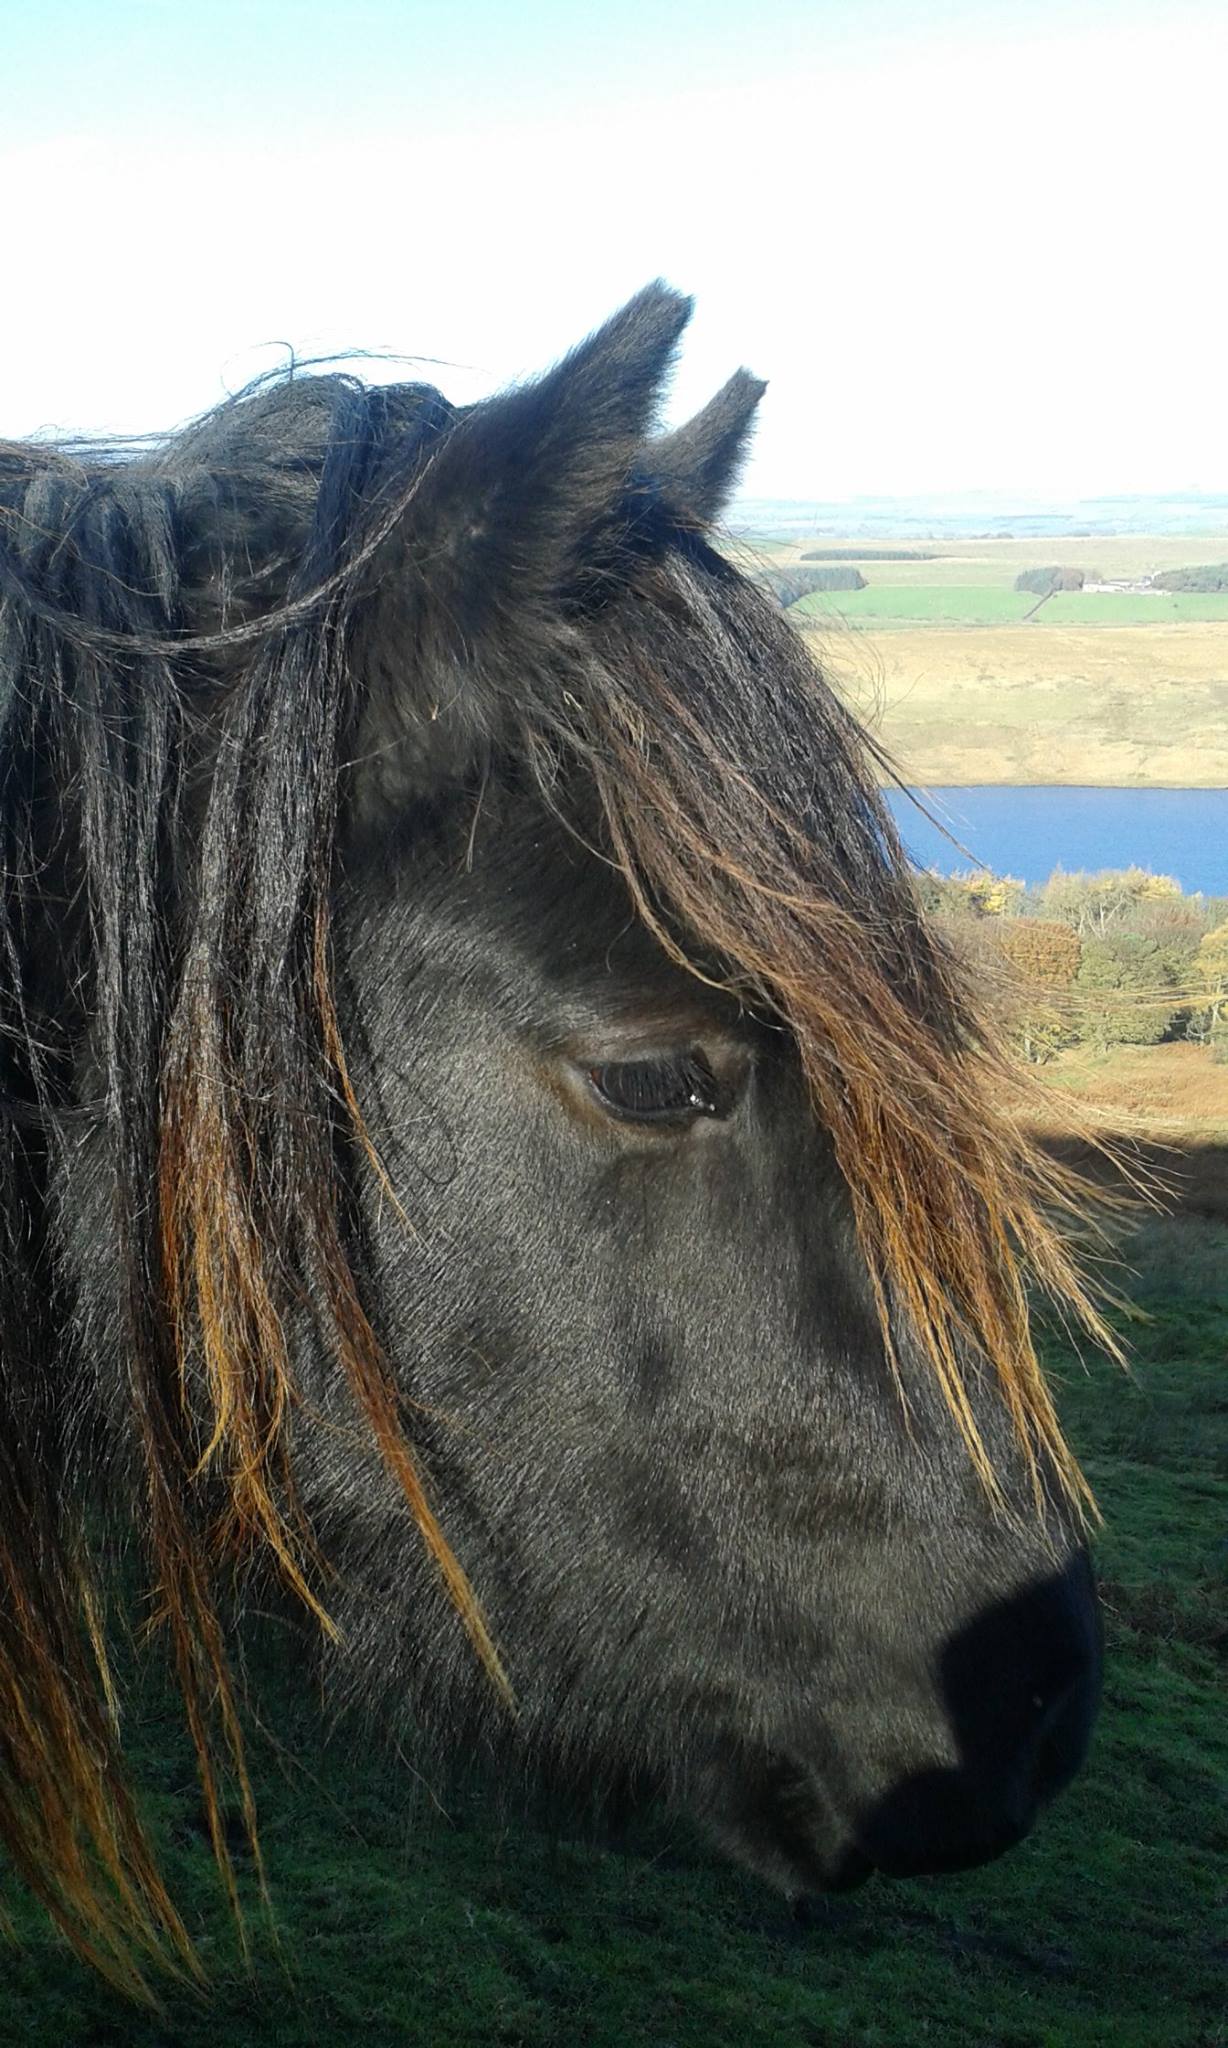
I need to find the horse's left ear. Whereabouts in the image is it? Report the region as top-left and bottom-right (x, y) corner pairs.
(651, 369), (767, 527)
(351, 283), (695, 808)
(372, 281), (693, 633)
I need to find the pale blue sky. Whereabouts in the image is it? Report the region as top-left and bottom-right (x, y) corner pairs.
(3, 0), (1224, 499)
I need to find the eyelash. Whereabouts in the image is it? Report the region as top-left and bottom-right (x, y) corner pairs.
(586, 1052), (724, 1126)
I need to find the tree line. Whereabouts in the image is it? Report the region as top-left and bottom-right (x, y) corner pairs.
(914, 864), (1228, 1063)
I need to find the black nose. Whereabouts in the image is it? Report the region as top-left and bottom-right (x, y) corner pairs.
(858, 1560), (1102, 1878)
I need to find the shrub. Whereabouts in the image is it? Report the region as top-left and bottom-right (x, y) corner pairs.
(916, 870), (1023, 920)
(1131, 898), (1211, 979)
(756, 566), (867, 606)
(1076, 933), (1178, 1048)
(1013, 1001), (1080, 1064)
(1191, 920), (1228, 1045)
(798, 548), (938, 562)
(993, 920), (1082, 1063)
(1014, 566), (1086, 595)
(997, 918), (1081, 987)
(1151, 563), (1228, 592)
(1037, 867), (1185, 938)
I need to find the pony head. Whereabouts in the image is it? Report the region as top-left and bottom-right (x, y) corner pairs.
(0, 286), (1107, 1992)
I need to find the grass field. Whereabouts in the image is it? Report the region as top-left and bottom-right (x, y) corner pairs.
(792, 587), (1038, 625)
(799, 619), (1228, 787)
(729, 534), (1228, 589)
(1036, 1039), (1228, 1135)
(3, 1051), (1225, 2048)
(723, 532), (1228, 785)
(1042, 592), (1228, 625)
(3, 1292), (1221, 2047)
(791, 589), (1228, 628)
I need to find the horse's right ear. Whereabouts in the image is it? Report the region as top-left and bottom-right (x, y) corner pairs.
(651, 369), (767, 527)
(352, 282), (693, 809)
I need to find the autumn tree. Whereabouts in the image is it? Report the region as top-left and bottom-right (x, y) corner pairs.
(942, 870), (1025, 919)
(1037, 867), (1184, 939)
(997, 918), (1081, 987)
(1130, 892), (1211, 980)
(1192, 920), (1228, 1054)
(995, 918), (1082, 1063)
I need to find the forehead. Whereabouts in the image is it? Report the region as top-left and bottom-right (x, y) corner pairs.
(354, 792), (749, 1047)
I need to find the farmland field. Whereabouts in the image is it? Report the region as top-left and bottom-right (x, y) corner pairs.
(1039, 591), (1228, 625)
(726, 532), (1228, 785)
(791, 588), (1228, 627)
(791, 587), (1037, 625)
(3, 1045), (1225, 2048)
(728, 533), (1228, 588)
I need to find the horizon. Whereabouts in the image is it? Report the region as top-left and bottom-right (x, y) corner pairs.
(4, 0), (1226, 501)
(726, 484), (1228, 546)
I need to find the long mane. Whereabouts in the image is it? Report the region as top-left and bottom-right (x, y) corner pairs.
(0, 312), (1118, 1989)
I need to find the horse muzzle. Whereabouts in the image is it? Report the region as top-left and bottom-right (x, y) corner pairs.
(694, 1558), (1102, 1894)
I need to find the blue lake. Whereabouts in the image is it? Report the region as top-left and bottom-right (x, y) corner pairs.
(883, 786), (1228, 895)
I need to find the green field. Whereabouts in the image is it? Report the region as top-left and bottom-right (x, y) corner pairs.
(728, 534), (1228, 590)
(3, 1213), (1225, 2048)
(790, 586), (1228, 628)
(791, 586), (1036, 625)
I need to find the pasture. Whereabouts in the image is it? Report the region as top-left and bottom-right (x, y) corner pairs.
(791, 589), (1228, 628)
(3, 1098), (1224, 2047)
(791, 587), (1038, 625)
(725, 532), (1228, 786)
(729, 534), (1228, 590)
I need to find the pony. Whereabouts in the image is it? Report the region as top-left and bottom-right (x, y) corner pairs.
(0, 285), (1112, 1995)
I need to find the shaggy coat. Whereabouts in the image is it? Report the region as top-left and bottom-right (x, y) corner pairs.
(0, 287), (1109, 1993)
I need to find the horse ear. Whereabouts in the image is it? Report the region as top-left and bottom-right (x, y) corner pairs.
(351, 283), (693, 807)
(389, 280), (691, 627)
(651, 370), (767, 526)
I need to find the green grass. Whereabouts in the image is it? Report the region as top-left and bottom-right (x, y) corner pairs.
(790, 586), (1036, 624)
(3, 1223), (1226, 2047)
(789, 585), (1228, 627)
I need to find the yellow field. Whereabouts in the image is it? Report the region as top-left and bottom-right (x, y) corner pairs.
(1037, 1039), (1228, 1136)
(800, 620), (1228, 786)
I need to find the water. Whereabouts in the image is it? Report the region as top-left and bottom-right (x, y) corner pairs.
(883, 786), (1228, 896)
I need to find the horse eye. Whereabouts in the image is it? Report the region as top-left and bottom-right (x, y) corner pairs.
(587, 1053), (723, 1125)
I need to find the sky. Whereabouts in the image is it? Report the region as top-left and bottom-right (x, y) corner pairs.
(3, 0), (1225, 501)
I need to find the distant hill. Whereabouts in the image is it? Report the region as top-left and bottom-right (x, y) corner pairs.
(729, 491), (1228, 542)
